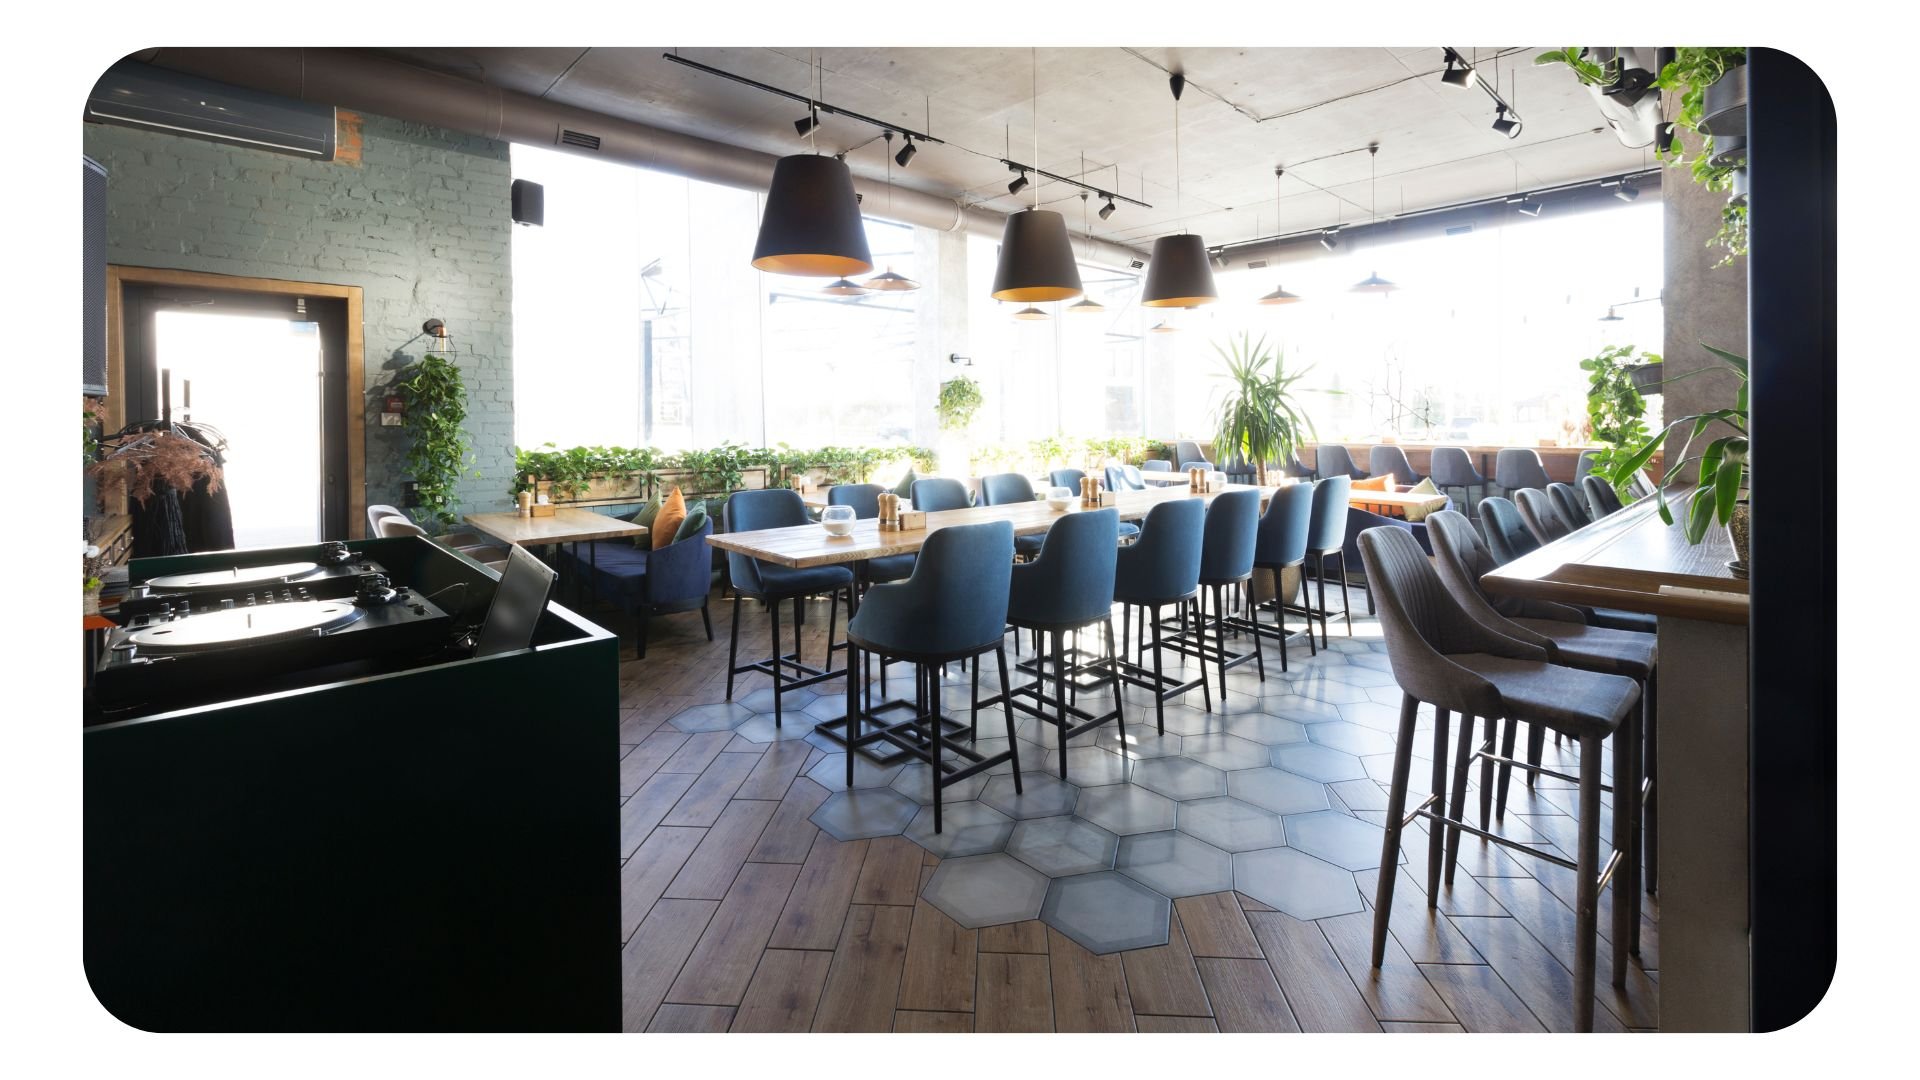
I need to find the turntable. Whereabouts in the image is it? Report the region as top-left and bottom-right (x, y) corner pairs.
(119, 541), (389, 619)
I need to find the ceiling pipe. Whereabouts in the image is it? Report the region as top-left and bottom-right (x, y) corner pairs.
(136, 47), (1150, 266)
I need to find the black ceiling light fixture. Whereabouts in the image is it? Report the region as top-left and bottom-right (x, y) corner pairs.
(1142, 70), (1219, 309)
(1508, 193), (1544, 217)
(1068, 181), (1106, 315)
(1440, 48), (1476, 88)
(989, 48), (1084, 306)
(820, 277), (872, 296)
(1320, 229), (1339, 251)
(794, 106), (819, 138)
(1007, 168), (1030, 196)
(1492, 104), (1522, 138)
(894, 134), (917, 168)
(751, 52), (874, 278)
(1350, 145), (1398, 294)
(1599, 306), (1624, 322)
(1098, 196), (1117, 220)
(862, 134), (921, 293)
(1614, 179), (1641, 202)
(1257, 168), (1303, 305)
(1012, 304), (1051, 321)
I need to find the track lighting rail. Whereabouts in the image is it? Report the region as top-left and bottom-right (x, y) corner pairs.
(995, 158), (1153, 210)
(662, 53), (947, 149)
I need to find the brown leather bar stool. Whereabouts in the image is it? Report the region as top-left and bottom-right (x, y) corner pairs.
(1358, 526), (1641, 1032)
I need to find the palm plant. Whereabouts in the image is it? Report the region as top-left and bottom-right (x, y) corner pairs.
(1602, 343), (1748, 544)
(1209, 333), (1319, 486)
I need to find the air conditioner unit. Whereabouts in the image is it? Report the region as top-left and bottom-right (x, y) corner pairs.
(87, 60), (336, 160)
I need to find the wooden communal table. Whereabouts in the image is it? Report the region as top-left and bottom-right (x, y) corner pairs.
(464, 508), (648, 606)
(1482, 497), (1749, 1032)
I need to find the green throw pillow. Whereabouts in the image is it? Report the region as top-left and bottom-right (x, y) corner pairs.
(1408, 477), (1439, 496)
(629, 495), (662, 548)
(674, 505), (709, 544)
(891, 468), (918, 500)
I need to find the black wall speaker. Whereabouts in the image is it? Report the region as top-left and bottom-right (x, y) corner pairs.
(83, 156), (108, 396)
(511, 179), (544, 227)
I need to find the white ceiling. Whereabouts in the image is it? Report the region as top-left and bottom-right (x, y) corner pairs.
(373, 46), (1650, 249)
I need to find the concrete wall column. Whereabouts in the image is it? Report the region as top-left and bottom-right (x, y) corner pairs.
(1661, 119), (1748, 468)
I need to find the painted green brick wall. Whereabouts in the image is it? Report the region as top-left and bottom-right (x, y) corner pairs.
(82, 111), (516, 523)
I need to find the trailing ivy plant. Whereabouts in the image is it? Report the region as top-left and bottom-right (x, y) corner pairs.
(394, 354), (476, 532)
(1579, 345), (1659, 480)
(936, 375), (984, 431)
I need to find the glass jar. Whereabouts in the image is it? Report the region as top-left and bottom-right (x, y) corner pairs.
(821, 504), (857, 536)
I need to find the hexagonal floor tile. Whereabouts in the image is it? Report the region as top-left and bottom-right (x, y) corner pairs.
(1130, 756), (1227, 801)
(1014, 714), (1108, 752)
(1305, 721), (1400, 757)
(1337, 700), (1410, 733)
(1228, 767), (1332, 816)
(1114, 830), (1235, 897)
(668, 702), (756, 733)
(801, 695), (855, 723)
(1049, 746), (1138, 787)
(1270, 741), (1368, 783)
(1281, 674), (1372, 705)
(1318, 663), (1396, 687)
(922, 852), (1051, 928)
(1258, 693), (1346, 724)
(1092, 727), (1185, 760)
(737, 686), (819, 715)
(1076, 784), (1177, 835)
(905, 800), (1016, 858)
(890, 762), (991, 806)
(1219, 712), (1310, 746)
(1180, 733), (1271, 771)
(971, 736), (1051, 776)
(807, 752), (908, 792)
(1145, 703), (1229, 737)
(1346, 652), (1394, 672)
(733, 714), (821, 744)
(1039, 871), (1172, 954)
(1176, 796), (1287, 853)
(979, 772), (1081, 819)
(1232, 846), (1366, 920)
(1285, 809), (1394, 871)
(810, 787), (918, 841)
(1007, 815), (1119, 877)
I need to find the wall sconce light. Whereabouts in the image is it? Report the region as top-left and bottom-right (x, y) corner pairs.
(422, 318), (453, 355)
(948, 353), (973, 366)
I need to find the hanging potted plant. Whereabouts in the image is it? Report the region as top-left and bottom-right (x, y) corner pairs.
(1579, 345), (1658, 478)
(1208, 332), (1320, 487)
(1600, 343), (1749, 568)
(394, 353), (477, 533)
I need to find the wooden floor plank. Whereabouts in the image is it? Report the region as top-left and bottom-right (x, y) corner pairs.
(660, 751), (760, 828)
(1450, 916), (1626, 1033)
(851, 834), (925, 906)
(666, 861), (803, 1006)
(768, 835), (871, 951)
(1417, 962), (1545, 1033)
(731, 949), (834, 1033)
(620, 730), (689, 796)
(1174, 893), (1263, 959)
(619, 826), (705, 943)
(619, 771), (697, 860)
(1047, 927), (1135, 1032)
(660, 729), (734, 774)
(664, 798), (779, 900)
(735, 740), (814, 801)
(897, 897), (978, 1013)
(1244, 910), (1381, 1033)
(1133, 1014), (1220, 1033)
(1354, 865), (1485, 965)
(978, 920), (1050, 954)
(620, 898), (718, 1032)
(1195, 957), (1300, 1032)
(1472, 874), (1658, 1028)
(647, 1004), (735, 1032)
(746, 777), (831, 864)
(893, 1010), (974, 1033)
(1317, 910), (1456, 1025)
(812, 905), (914, 1032)
(1236, 891), (1277, 913)
(976, 952), (1053, 1032)
(1381, 1021), (1468, 1033)
(1121, 911), (1211, 1018)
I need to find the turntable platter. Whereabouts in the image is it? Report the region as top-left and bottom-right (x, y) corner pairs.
(145, 562), (327, 592)
(123, 600), (367, 654)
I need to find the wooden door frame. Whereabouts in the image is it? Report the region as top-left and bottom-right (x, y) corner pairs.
(106, 265), (367, 539)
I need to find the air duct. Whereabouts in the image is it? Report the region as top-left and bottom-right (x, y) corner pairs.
(130, 48), (1149, 266)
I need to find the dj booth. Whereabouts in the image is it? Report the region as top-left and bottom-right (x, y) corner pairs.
(83, 536), (620, 1031)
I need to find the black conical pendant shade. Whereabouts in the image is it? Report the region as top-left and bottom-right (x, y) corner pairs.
(751, 155), (874, 277)
(990, 209), (1083, 303)
(1141, 233), (1219, 307)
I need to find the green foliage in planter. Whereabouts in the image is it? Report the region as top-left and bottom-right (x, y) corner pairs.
(1601, 343), (1748, 544)
(937, 375), (984, 431)
(394, 354), (477, 532)
(512, 444), (663, 501)
(514, 441), (937, 503)
(1579, 345), (1659, 480)
(1209, 332), (1319, 486)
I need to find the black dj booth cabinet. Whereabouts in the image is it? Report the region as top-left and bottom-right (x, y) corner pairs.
(83, 536), (621, 1031)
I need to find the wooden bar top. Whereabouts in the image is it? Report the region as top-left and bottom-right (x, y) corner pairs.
(464, 507), (648, 547)
(1480, 497), (1749, 625)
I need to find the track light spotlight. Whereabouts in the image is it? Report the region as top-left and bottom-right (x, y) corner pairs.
(1440, 50), (1475, 88)
(895, 135), (917, 169)
(1614, 181), (1640, 202)
(1491, 105), (1521, 139)
(1209, 251), (1229, 270)
(795, 108), (819, 138)
(1320, 230), (1339, 252)
(1008, 170), (1030, 196)
(1515, 198), (1543, 218)
(1098, 196), (1116, 220)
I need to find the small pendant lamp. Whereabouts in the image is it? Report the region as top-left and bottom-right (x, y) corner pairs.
(821, 277), (872, 296)
(1012, 305), (1051, 321)
(990, 49), (1083, 303)
(1067, 186), (1105, 314)
(1258, 283), (1303, 305)
(863, 134), (921, 292)
(1142, 72), (1218, 308)
(1349, 144), (1398, 294)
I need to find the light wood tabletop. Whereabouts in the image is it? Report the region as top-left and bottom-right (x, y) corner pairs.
(709, 484), (1275, 569)
(463, 507), (648, 548)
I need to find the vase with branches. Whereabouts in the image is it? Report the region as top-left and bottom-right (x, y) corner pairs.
(1209, 333), (1320, 486)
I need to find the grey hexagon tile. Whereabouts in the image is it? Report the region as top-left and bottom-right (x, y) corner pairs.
(1007, 815), (1119, 877)
(1180, 733), (1271, 771)
(1209, 689), (1273, 715)
(1346, 652), (1395, 671)
(805, 729), (852, 754)
(1259, 693), (1346, 724)
(1363, 752), (1437, 797)
(1229, 767), (1332, 816)
(960, 706), (1016, 741)
(1317, 663), (1397, 687)
(1282, 674), (1372, 705)
(1092, 727), (1185, 760)
(669, 702), (757, 733)
(1048, 746), (1138, 787)
(1113, 830), (1235, 897)
(979, 772), (1081, 819)
(1130, 756), (1227, 801)
(1286, 808), (1395, 870)
(1338, 700), (1411, 733)
(737, 687), (818, 715)
(801, 695), (856, 723)
(1306, 720), (1400, 757)
(733, 714), (822, 744)
(973, 736), (1051, 775)
(1219, 712), (1310, 746)
(1039, 871), (1172, 954)
(1014, 714), (1108, 751)
(1233, 846), (1366, 920)
(807, 752), (907, 792)
(921, 852), (1051, 928)
(1364, 684), (1408, 707)
(904, 800), (1016, 858)
(890, 762), (991, 805)
(810, 787), (918, 841)
(1076, 784), (1177, 835)
(1149, 704), (1229, 737)
(1270, 741), (1368, 783)
(1326, 638), (1372, 654)
(1176, 796), (1287, 853)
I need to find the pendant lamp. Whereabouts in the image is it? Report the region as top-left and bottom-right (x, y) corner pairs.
(822, 277), (872, 296)
(1349, 145), (1398, 294)
(862, 134), (921, 292)
(752, 154), (874, 278)
(1142, 72), (1218, 308)
(1067, 186), (1105, 314)
(1012, 305), (1051, 321)
(990, 50), (1083, 303)
(1258, 283), (1302, 305)
(1350, 271), (1398, 294)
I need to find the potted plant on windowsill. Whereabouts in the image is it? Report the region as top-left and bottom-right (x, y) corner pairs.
(1601, 343), (1749, 568)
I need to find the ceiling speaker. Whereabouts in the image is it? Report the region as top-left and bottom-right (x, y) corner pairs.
(511, 179), (544, 227)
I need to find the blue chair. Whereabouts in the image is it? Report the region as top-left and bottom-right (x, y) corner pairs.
(1179, 460), (1216, 473)
(1494, 447), (1551, 495)
(1430, 446), (1489, 515)
(1174, 440), (1208, 471)
(1339, 496), (1453, 618)
(1048, 468), (1086, 491)
(1499, 494), (1654, 634)
(1515, 488), (1573, 545)
(1478, 496), (1540, 567)
(979, 472), (1046, 559)
(1140, 459), (1173, 473)
(998, 508), (1126, 779)
(1548, 482), (1592, 530)
(1249, 482), (1315, 670)
(1314, 444), (1367, 481)
(1573, 450), (1601, 486)
(1582, 475), (1626, 519)
(567, 515), (713, 659)
(911, 477), (973, 512)
(1280, 451), (1316, 480)
(1104, 465), (1139, 492)
(1113, 498), (1209, 730)
(1222, 453), (1259, 486)
(846, 521), (1021, 833)
(1301, 475), (1353, 646)
(827, 484), (915, 583)
(1369, 445), (1423, 486)
(722, 489), (855, 730)
(1184, 488), (1264, 700)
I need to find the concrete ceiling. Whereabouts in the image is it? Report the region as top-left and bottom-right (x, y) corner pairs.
(371, 46), (1650, 250)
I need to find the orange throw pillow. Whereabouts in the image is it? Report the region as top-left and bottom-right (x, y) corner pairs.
(1352, 474), (1395, 492)
(652, 487), (687, 550)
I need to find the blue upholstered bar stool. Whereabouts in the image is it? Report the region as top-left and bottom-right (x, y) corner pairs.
(994, 508), (1126, 779)
(1515, 487), (1574, 545)
(1582, 475), (1626, 519)
(1482, 495), (1657, 637)
(1314, 443), (1366, 481)
(1112, 498), (1209, 730)
(1246, 481), (1315, 670)
(911, 477), (972, 512)
(826, 483), (915, 583)
(1494, 447), (1552, 495)
(1369, 445), (1423, 486)
(1174, 440), (1208, 471)
(845, 521), (1022, 833)
(1048, 468), (1086, 491)
(1280, 451), (1316, 480)
(1359, 525), (1640, 1032)
(1164, 488), (1264, 700)
(722, 489), (856, 730)
(979, 472), (1047, 559)
(1548, 482), (1593, 530)
(1430, 446), (1489, 515)
(1300, 475), (1354, 646)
